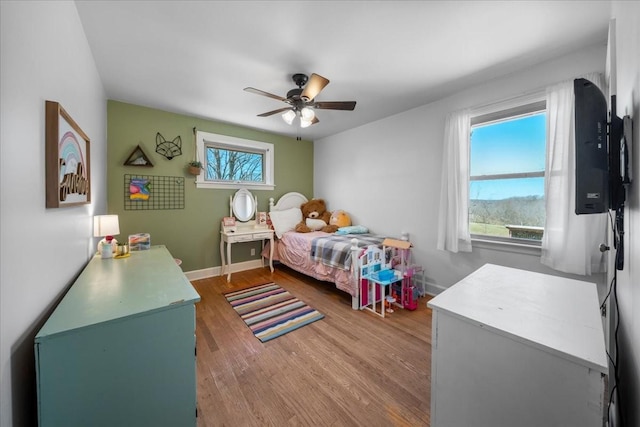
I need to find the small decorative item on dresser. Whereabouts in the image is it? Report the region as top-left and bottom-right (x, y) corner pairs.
(116, 243), (130, 257)
(187, 160), (202, 176)
(222, 216), (237, 233)
(94, 215), (119, 256)
(257, 211), (267, 227)
(129, 233), (150, 250)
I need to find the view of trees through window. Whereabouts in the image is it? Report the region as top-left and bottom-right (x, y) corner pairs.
(469, 112), (546, 241)
(205, 146), (264, 183)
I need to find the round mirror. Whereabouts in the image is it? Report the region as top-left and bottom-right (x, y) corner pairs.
(232, 189), (256, 222)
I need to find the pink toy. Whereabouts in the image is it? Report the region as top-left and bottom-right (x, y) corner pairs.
(402, 283), (418, 311)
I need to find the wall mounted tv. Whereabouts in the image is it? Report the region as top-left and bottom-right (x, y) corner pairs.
(574, 78), (626, 215)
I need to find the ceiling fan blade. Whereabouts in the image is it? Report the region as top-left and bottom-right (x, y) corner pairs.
(257, 107), (293, 117)
(313, 101), (356, 111)
(244, 87), (287, 102)
(311, 116), (319, 125)
(301, 73), (330, 101)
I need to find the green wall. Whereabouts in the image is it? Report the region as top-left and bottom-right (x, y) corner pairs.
(107, 101), (313, 272)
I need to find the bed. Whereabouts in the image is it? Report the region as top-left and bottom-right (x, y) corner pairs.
(266, 192), (386, 309)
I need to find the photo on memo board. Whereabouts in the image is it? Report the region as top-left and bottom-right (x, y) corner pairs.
(45, 101), (91, 208)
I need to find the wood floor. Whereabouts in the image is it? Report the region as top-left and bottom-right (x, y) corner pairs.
(192, 265), (433, 427)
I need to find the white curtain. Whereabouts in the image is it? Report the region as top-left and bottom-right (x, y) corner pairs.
(541, 72), (607, 275)
(437, 109), (472, 253)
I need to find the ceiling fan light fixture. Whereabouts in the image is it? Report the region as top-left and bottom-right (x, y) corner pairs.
(300, 107), (315, 121)
(282, 109), (296, 125)
(247, 72), (355, 131)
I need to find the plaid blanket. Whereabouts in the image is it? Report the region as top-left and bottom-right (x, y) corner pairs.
(310, 234), (386, 270)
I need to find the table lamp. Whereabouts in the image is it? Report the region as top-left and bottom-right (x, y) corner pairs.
(94, 215), (120, 255)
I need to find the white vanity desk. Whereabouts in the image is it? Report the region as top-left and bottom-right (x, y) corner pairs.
(220, 189), (274, 282)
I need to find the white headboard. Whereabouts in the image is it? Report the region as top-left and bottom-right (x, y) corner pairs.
(269, 192), (308, 212)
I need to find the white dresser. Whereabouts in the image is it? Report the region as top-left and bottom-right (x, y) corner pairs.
(428, 264), (608, 427)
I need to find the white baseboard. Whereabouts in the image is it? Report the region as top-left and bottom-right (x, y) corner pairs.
(183, 259), (265, 282)
(184, 261), (449, 297)
(423, 279), (448, 296)
(412, 273), (447, 297)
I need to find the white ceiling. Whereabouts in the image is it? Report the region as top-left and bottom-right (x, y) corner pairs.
(75, 1), (611, 140)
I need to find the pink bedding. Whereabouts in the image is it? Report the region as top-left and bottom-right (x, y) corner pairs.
(264, 231), (357, 296)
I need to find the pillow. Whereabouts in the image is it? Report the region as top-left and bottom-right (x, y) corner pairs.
(269, 208), (302, 238)
(335, 225), (369, 235)
(306, 218), (327, 231)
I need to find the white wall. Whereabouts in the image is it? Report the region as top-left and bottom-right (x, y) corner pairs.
(611, 2), (640, 426)
(0, 2), (106, 425)
(316, 43), (607, 294)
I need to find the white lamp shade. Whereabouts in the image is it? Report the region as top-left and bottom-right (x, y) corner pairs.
(300, 107), (315, 121)
(282, 109), (296, 125)
(300, 118), (312, 128)
(93, 215), (120, 237)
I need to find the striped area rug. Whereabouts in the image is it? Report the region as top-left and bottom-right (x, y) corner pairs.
(224, 282), (324, 343)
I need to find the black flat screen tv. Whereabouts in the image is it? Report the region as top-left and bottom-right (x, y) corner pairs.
(574, 78), (625, 214)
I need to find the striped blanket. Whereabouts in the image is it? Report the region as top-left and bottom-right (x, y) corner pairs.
(310, 234), (385, 270)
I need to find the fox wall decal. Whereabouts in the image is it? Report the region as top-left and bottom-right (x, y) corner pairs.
(155, 132), (182, 160)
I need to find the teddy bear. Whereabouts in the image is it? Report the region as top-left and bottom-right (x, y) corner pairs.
(329, 210), (352, 228)
(295, 198), (339, 233)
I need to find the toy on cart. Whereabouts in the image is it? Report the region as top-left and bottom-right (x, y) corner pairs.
(361, 267), (402, 318)
(383, 238), (415, 310)
(358, 244), (386, 309)
(357, 235), (425, 316)
(387, 238), (427, 310)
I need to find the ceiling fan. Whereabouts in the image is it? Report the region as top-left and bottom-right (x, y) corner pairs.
(244, 73), (356, 128)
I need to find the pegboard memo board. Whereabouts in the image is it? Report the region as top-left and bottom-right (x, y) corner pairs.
(124, 174), (185, 210)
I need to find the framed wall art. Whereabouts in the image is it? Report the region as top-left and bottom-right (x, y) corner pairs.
(45, 101), (91, 208)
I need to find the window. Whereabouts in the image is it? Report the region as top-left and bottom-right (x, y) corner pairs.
(195, 131), (274, 190)
(469, 99), (546, 243)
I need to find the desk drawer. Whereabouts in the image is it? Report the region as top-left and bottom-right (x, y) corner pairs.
(252, 232), (273, 240)
(230, 234), (255, 243)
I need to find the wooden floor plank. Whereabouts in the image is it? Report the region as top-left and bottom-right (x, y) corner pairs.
(194, 265), (432, 426)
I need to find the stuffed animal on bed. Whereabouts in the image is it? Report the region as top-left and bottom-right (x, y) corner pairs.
(330, 210), (352, 228)
(295, 198), (339, 233)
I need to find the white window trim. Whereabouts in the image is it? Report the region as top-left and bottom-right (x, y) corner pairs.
(471, 236), (542, 256)
(195, 130), (274, 190)
(468, 93), (546, 247)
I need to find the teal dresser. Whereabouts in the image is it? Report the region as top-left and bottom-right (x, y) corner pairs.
(35, 245), (201, 426)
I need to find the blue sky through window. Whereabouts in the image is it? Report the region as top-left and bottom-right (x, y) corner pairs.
(470, 113), (546, 200)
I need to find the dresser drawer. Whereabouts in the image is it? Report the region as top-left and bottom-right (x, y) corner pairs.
(229, 234), (255, 243)
(252, 232), (273, 240)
